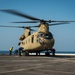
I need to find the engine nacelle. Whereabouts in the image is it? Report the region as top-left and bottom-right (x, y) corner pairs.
(19, 35), (25, 40)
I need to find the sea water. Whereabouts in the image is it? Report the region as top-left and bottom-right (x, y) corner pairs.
(0, 50), (75, 55)
(0, 50), (15, 55)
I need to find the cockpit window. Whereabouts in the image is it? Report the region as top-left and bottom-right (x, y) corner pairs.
(38, 32), (53, 39)
(45, 32), (53, 39)
(39, 33), (44, 37)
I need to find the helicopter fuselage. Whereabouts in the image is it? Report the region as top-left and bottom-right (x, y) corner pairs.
(19, 31), (55, 52)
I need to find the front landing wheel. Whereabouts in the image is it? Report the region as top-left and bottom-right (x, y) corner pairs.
(51, 49), (55, 56)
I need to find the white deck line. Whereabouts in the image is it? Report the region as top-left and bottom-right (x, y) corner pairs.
(29, 53), (75, 56)
(55, 53), (75, 56)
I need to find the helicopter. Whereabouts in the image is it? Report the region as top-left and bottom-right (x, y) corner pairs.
(0, 9), (75, 56)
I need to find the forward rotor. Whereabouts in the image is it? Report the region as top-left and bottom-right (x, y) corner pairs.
(0, 22), (69, 29)
(1, 9), (75, 24)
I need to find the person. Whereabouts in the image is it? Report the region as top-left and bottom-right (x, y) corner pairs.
(14, 49), (18, 55)
(9, 47), (13, 55)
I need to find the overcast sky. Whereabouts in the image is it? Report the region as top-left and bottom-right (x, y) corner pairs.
(0, 0), (75, 51)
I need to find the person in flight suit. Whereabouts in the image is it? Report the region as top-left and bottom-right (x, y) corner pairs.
(9, 47), (13, 55)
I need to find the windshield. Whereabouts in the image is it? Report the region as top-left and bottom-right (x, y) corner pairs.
(45, 32), (53, 39)
(38, 32), (53, 39)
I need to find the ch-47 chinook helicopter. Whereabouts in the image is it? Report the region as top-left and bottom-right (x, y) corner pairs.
(0, 9), (75, 56)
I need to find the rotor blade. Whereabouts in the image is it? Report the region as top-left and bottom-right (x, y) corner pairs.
(0, 9), (40, 20)
(29, 25), (39, 27)
(0, 25), (35, 31)
(50, 20), (75, 23)
(0, 25), (25, 28)
(0, 25), (39, 28)
(11, 21), (39, 23)
(49, 22), (70, 26)
(30, 23), (69, 27)
(30, 29), (35, 31)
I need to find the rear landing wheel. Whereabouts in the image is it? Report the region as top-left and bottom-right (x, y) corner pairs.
(45, 52), (50, 56)
(25, 51), (29, 56)
(36, 52), (38, 56)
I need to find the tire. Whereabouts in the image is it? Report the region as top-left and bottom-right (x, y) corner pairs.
(45, 52), (50, 56)
(25, 51), (29, 56)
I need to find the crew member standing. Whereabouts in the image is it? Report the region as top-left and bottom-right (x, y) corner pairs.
(9, 47), (13, 55)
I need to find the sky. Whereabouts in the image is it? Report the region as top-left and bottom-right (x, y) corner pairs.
(0, 0), (75, 51)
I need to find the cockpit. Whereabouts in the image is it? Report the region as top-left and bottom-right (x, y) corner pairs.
(38, 32), (53, 39)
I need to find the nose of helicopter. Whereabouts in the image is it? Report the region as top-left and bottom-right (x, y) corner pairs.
(39, 37), (55, 49)
(39, 37), (54, 44)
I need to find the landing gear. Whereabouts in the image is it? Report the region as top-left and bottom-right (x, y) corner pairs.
(36, 52), (40, 56)
(18, 47), (24, 56)
(51, 48), (55, 56)
(45, 52), (50, 56)
(36, 52), (38, 56)
(45, 48), (55, 56)
(25, 51), (29, 56)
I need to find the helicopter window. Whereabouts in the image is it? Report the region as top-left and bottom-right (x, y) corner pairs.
(22, 42), (25, 45)
(32, 35), (34, 43)
(26, 40), (27, 44)
(37, 35), (39, 38)
(36, 39), (39, 43)
(45, 32), (53, 39)
(39, 32), (44, 37)
(38, 32), (53, 39)
(22, 42), (23, 44)
(28, 32), (31, 35)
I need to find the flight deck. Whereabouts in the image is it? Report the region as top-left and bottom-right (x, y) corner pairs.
(0, 55), (75, 75)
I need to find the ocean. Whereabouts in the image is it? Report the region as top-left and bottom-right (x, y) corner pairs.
(0, 50), (75, 55)
(0, 50), (15, 55)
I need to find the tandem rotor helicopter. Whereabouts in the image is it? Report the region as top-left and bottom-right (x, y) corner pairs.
(0, 9), (75, 56)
